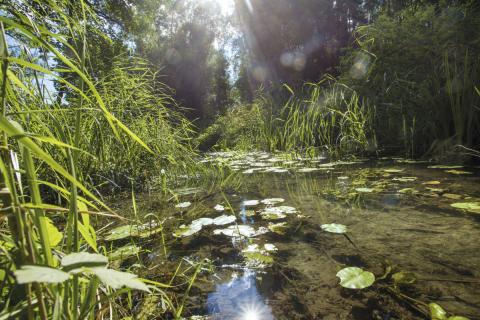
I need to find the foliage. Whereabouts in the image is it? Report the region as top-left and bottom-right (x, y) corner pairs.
(341, 3), (480, 157)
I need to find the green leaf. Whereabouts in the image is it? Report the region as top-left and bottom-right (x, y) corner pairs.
(92, 268), (150, 292)
(336, 267), (375, 289)
(105, 225), (139, 241)
(61, 252), (108, 272)
(321, 223), (347, 234)
(429, 303), (447, 320)
(15, 266), (70, 284)
(355, 187), (374, 193)
(108, 245), (141, 261)
(45, 218), (63, 247)
(450, 202), (480, 214)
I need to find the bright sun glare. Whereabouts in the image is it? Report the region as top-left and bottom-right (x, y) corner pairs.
(211, 0), (235, 15)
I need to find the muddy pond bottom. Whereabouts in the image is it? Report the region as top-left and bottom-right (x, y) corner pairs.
(133, 153), (480, 320)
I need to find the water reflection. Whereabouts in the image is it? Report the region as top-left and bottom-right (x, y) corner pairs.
(207, 269), (274, 320)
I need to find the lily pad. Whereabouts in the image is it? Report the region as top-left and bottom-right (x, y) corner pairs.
(212, 215), (236, 225)
(450, 202), (480, 214)
(384, 169), (404, 173)
(173, 224), (202, 237)
(428, 165), (463, 169)
(445, 170), (473, 175)
(213, 225), (268, 238)
(392, 176), (417, 182)
(321, 223), (347, 234)
(423, 181), (441, 185)
(105, 225), (139, 241)
(243, 252), (273, 268)
(264, 243), (278, 252)
(355, 187), (374, 193)
(261, 198), (285, 205)
(268, 222), (288, 235)
(214, 204), (225, 211)
(175, 201), (192, 209)
(429, 303), (447, 320)
(336, 267), (375, 289)
(399, 188), (417, 194)
(297, 168), (320, 173)
(243, 200), (259, 206)
(109, 245), (141, 261)
(442, 193), (463, 200)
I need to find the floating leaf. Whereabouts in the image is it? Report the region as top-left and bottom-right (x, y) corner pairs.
(392, 177), (417, 182)
(264, 243), (278, 252)
(338, 176), (349, 180)
(261, 208), (286, 220)
(321, 223), (347, 234)
(423, 181), (441, 185)
(268, 222), (288, 235)
(429, 303), (447, 320)
(399, 188), (417, 194)
(108, 245), (141, 261)
(450, 202), (480, 214)
(261, 198), (285, 205)
(336, 267), (375, 289)
(15, 266), (70, 284)
(445, 170), (473, 175)
(61, 252), (108, 272)
(105, 225), (139, 241)
(243, 200), (259, 206)
(355, 187), (374, 193)
(297, 168), (320, 173)
(213, 225), (267, 238)
(214, 204), (225, 211)
(384, 169), (404, 173)
(175, 202), (191, 209)
(443, 193), (463, 200)
(243, 252), (273, 267)
(245, 209), (256, 217)
(173, 224), (202, 238)
(92, 268), (150, 292)
(212, 215), (236, 225)
(428, 165), (463, 169)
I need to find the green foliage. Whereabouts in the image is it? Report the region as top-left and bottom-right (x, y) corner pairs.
(341, 3), (480, 157)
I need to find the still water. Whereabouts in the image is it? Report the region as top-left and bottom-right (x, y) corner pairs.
(132, 152), (480, 319)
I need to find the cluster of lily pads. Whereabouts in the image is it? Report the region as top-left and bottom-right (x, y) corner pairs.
(200, 151), (366, 175)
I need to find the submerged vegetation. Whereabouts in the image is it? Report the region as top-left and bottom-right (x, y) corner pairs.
(0, 0), (479, 319)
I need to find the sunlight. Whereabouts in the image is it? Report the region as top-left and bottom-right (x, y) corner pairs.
(208, 0), (235, 15)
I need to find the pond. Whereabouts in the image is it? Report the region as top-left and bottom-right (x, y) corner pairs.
(114, 152), (480, 320)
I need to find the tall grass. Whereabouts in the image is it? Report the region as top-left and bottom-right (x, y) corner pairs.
(199, 78), (373, 157)
(0, 1), (195, 318)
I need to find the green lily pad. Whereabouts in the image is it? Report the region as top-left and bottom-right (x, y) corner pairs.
(423, 181), (441, 185)
(243, 252), (273, 268)
(392, 176), (417, 182)
(213, 225), (268, 238)
(108, 245), (141, 261)
(384, 168), (404, 173)
(443, 193), (463, 200)
(428, 165), (463, 169)
(336, 267), (375, 289)
(450, 202), (480, 214)
(298, 167), (320, 173)
(105, 225), (139, 241)
(212, 215), (236, 225)
(264, 243), (278, 252)
(175, 201), (192, 209)
(261, 198), (285, 205)
(243, 200), (259, 206)
(268, 222), (288, 235)
(261, 208), (287, 220)
(445, 170), (473, 175)
(399, 188), (417, 194)
(355, 187), (374, 193)
(321, 223), (347, 234)
(173, 224), (202, 237)
(429, 303), (447, 320)
(214, 204), (225, 211)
